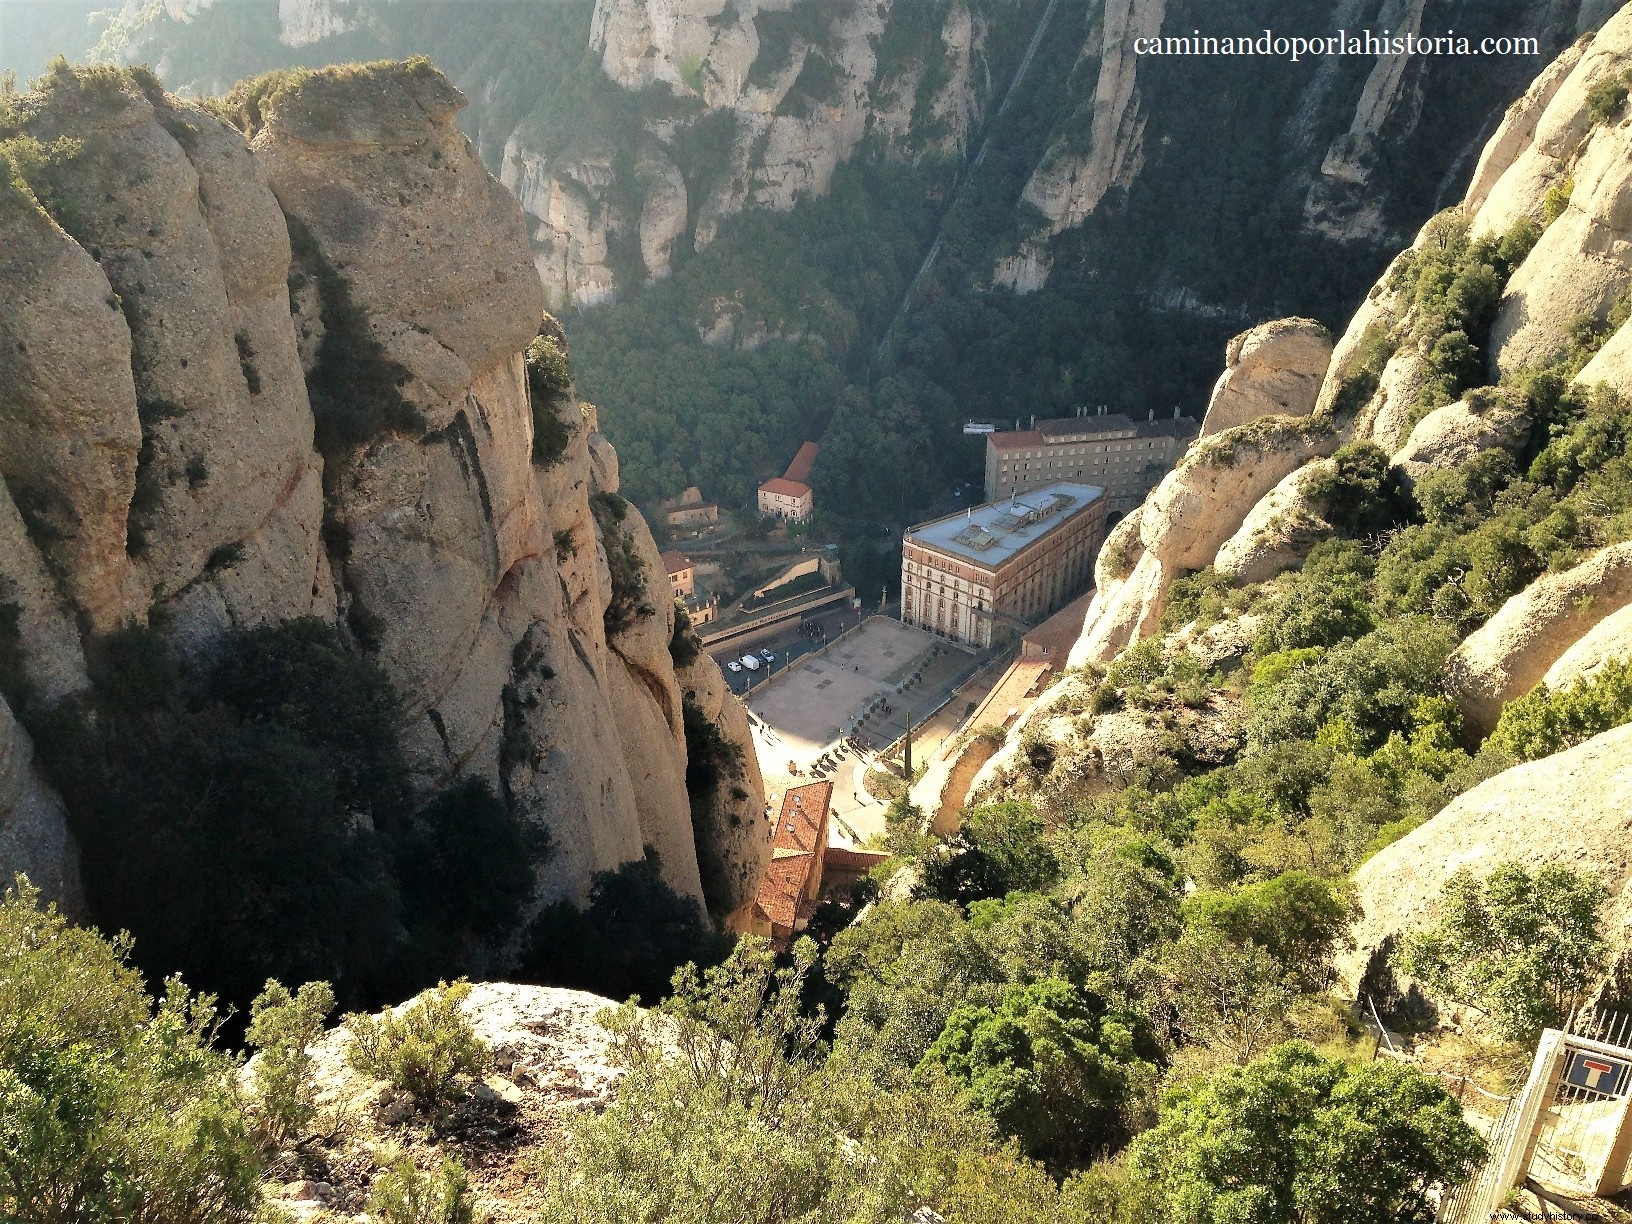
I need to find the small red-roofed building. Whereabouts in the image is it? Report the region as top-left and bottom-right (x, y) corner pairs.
(661, 550), (695, 600)
(757, 443), (819, 522)
(739, 781), (833, 945)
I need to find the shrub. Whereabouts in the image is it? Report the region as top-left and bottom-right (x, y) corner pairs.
(365, 1157), (474, 1224)
(1587, 70), (1632, 126)
(1544, 177), (1574, 224)
(590, 492), (653, 636)
(1329, 319), (1397, 419)
(1487, 657), (1632, 761)
(346, 980), (487, 1109)
(668, 600), (701, 668)
(1399, 863), (1607, 1041)
(1302, 442), (1409, 536)
(1130, 1042), (1485, 1223)
(246, 978), (336, 1147)
(0, 877), (264, 1223)
(526, 326), (575, 467)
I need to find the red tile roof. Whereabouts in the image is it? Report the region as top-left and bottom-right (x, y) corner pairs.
(783, 441), (820, 484)
(986, 430), (1044, 452)
(758, 477), (812, 499)
(660, 550), (692, 575)
(751, 781), (832, 930)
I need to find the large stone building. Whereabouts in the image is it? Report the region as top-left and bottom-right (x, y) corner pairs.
(757, 441), (819, 522)
(901, 481), (1107, 649)
(984, 409), (1199, 514)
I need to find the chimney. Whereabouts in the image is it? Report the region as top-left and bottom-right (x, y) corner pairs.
(1029, 415), (1036, 429)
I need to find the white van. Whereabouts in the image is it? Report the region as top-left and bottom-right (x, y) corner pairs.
(740, 654), (762, 671)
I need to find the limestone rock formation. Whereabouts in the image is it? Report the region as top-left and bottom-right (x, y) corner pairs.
(0, 62), (766, 925)
(1213, 458), (1335, 585)
(1342, 724), (1632, 993)
(1489, 128), (1632, 380)
(1388, 394), (1531, 489)
(1445, 542), (1632, 734)
(1199, 318), (1333, 438)
(261, 981), (647, 1221)
(1069, 417), (1338, 666)
(1544, 602), (1632, 689)
(1017, 0), (1165, 241)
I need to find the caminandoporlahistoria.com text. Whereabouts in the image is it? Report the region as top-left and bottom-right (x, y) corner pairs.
(1133, 29), (1542, 62)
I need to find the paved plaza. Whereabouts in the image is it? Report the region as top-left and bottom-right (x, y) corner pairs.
(746, 618), (978, 846)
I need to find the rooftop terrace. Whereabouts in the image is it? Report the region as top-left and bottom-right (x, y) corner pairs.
(906, 481), (1104, 569)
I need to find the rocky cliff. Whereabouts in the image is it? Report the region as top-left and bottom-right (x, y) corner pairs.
(0, 60), (768, 924)
(971, 3), (1632, 1012)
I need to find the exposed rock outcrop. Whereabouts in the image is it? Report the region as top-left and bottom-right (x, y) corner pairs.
(1018, 0), (1165, 240)
(0, 62), (766, 923)
(1544, 602), (1632, 689)
(1387, 394), (1531, 489)
(1489, 127), (1632, 380)
(1069, 417), (1338, 666)
(1341, 724), (1632, 993)
(0, 696), (82, 913)
(1445, 542), (1632, 734)
(1213, 458), (1335, 585)
(1199, 318), (1332, 438)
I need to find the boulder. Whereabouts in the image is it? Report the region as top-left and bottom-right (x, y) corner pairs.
(1446, 542), (1632, 733)
(1069, 417), (1338, 664)
(1199, 318), (1333, 438)
(1543, 602), (1632, 689)
(1342, 724), (1632, 993)
(1489, 130), (1632, 380)
(1213, 458), (1335, 585)
(1388, 395), (1531, 489)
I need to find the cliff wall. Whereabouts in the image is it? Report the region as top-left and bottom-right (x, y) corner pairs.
(0, 61), (768, 923)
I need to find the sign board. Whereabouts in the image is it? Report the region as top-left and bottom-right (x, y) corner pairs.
(1564, 1049), (1632, 1095)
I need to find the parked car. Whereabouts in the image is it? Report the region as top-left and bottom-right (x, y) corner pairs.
(760, 648), (775, 661)
(727, 660), (743, 673)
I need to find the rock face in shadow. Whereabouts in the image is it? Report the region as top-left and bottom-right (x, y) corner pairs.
(0, 61), (766, 927)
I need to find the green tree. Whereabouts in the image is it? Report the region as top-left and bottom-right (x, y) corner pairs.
(1130, 1042), (1484, 1224)
(921, 801), (1060, 903)
(919, 977), (1160, 1172)
(0, 877), (263, 1224)
(1398, 862), (1607, 1041)
(1183, 872), (1354, 990)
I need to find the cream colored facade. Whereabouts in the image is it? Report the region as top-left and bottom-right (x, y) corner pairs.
(985, 411), (1198, 514)
(901, 482), (1107, 649)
